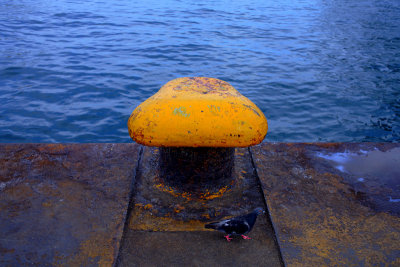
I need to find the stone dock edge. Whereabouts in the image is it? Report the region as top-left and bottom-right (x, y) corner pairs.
(0, 143), (399, 266)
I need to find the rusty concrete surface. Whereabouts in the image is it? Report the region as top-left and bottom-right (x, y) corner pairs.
(251, 143), (400, 267)
(116, 147), (283, 266)
(0, 144), (140, 266)
(2, 143), (399, 266)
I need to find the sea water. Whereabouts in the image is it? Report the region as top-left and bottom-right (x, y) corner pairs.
(1, 0), (399, 142)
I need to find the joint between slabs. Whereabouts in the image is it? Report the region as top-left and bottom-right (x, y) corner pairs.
(248, 147), (286, 267)
(114, 145), (144, 267)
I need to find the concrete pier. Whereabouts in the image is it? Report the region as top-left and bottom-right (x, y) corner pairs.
(1, 143), (399, 266)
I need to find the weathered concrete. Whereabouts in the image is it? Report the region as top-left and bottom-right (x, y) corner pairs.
(116, 146), (283, 266)
(251, 143), (400, 267)
(117, 220), (278, 267)
(1, 143), (399, 266)
(0, 144), (140, 266)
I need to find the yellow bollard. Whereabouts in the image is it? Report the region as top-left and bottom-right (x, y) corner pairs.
(127, 77), (268, 190)
(128, 77), (267, 147)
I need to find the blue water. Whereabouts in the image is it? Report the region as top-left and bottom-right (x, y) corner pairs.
(1, 0), (399, 143)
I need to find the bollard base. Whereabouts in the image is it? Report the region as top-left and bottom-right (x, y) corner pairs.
(117, 146), (282, 266)
(125, 146), (271, 225)
(159, 147), (235, 193)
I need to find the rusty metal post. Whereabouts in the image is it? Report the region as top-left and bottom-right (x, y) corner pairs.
(159, 147), (235, 192)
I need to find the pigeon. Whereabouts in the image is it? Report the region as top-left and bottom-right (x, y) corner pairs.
(205, 207), (265, 242)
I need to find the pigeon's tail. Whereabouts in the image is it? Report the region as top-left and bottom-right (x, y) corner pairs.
(205, 222), (219, 230)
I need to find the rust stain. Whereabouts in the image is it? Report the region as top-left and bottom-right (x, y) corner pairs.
(144, 204), (153, 210)
(129, 205), (207, 232)
(41, 201), (52, 207)
(252, 143), (400, 266)
(201, 213), (211, 220)
(155, 182), (194, 201)
(0, 246), (15, 254)
(37, 144), (67, 154)
(199, 180), (235, 200)
(154, 180), (233, 201)
(127, 147), (264, 234)
(173, 204), (185, 213)
(286, 209), (400, 266)
(62, 233), (115, 267)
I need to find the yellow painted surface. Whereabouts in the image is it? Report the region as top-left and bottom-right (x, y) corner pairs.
(128, 77), (268, 147)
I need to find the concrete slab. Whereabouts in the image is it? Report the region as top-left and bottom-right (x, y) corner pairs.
(0, 144), (140, 266)
(118, 222), (278, 267)
(251, 143), (400, 266)
(117, 147), (283, 266)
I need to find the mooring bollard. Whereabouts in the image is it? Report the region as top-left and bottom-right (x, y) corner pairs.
(127, 77), (268, 189)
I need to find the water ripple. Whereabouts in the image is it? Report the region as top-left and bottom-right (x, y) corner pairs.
(1, 0), (399, 142)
